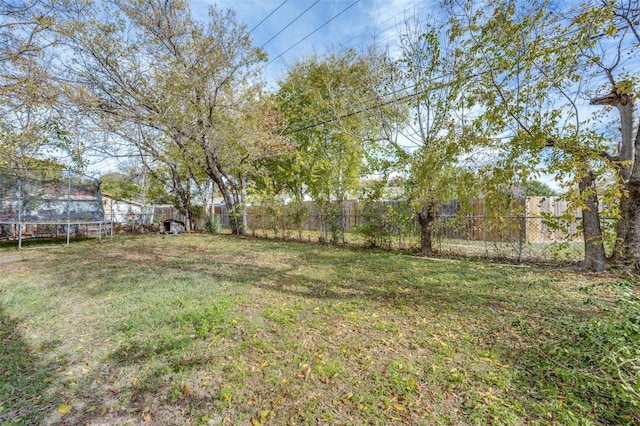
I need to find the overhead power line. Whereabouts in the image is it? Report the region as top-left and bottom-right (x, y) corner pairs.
(339, 0), (430, 48)
(248, 0), (288, 35)
(282, 88), (419, 136)
(267, 0), (361, 66)
(266, 0), (431, 69)
(260, 0), (320, 49)
(282, 69), (493, 136)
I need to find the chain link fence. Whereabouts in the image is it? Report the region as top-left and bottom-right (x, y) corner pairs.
(213, 201), (615, 265)
(1, 170), (609, 265)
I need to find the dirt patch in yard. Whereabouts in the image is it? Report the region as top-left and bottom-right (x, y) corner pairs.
(0, 254), (23, 265)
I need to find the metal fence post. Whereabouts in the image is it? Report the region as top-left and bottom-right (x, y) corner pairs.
(66, 171), (71, 247)
(17, 177), (22, 249)
(518, 216), (525, 263)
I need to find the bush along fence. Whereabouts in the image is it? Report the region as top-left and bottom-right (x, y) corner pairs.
(213, 197), (615, 264)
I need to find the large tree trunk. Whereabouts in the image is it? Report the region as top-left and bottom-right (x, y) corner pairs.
(615, 113), (640, 268)
(238, 174), (248, 235)
(591, 88), (639, 268)
(578, 171), (607, 271)
(168, 165), (194, 231)
(219, 187), (245, 235)
(228, 202), (245, 235)
(417, 204), (436, 255)
(617, 176), (640, 269)
(225, 177), (247, 236)
(202, 151), (247, 235)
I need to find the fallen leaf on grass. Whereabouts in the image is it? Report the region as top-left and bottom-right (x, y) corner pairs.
(486, 358), (510, 368)
(142, 413), (152, 424)
(58, 404), (71, 414)
(260, 409), (272, 423)
(180, 382), (191, 397)
(393, 403), (406, 412)
(272, 396), (283, 407)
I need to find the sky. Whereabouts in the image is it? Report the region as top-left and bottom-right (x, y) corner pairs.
(190, 0), (439, 86)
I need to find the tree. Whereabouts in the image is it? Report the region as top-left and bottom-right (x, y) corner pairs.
(270, 50), (380, 243)
(582, 0), (640, 268)
(0, 0), (79, 172)
(100, 172), (141, 201)
(385, 17), (476, 255)
(62, 0), (286, 233)
(524, 180), (558, 196)
(445, 0), (613, 270)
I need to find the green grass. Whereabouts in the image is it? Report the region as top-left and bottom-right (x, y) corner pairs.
(0, 234), (637, 425)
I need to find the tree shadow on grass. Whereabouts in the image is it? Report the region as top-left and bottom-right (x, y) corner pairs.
(204, 249), (597, 323)
(0, 303), (62, 425)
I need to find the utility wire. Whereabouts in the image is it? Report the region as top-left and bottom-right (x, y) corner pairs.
(282, 69), (475, 135)
(266, 0), (429, 69)
(277, 9), (604, 136)
(260, 0), (320, 49)
(339, 0), (430, 48)
(280, 61), (530, 138)
(267, 0), (361, 66)
(248, 0), (288, 35)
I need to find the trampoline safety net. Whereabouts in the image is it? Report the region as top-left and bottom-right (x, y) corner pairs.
(0, 168), (106, 241)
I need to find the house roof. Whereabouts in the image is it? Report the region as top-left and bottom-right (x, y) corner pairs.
(101, 192), (145, 207)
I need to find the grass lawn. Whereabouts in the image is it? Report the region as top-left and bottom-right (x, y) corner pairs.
(241, 226), (586, 264)
(0, 234), (638, 425)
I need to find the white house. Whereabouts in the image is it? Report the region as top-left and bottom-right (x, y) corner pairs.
(102, 193), (148, 224)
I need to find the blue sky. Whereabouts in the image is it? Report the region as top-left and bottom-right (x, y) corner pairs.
(191, 0), (438, 84)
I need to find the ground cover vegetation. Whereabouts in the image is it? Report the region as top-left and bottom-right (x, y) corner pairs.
(0, 234), (638, 424)
(1, 0), (640, 270)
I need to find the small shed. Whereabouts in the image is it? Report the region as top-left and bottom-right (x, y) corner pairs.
(162, 219), (185, 234)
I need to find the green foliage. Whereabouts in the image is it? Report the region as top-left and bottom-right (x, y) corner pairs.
(442, 0), (625, 268)
(0, 1), (78, 171)
(524, 180), (558, 197)
(375, 15), (480, 253)
(267, 50), (386, 222)
(354, 203), (394, 248)
(517, 284), (640, 423)
(100, 172), (141, 201)
(145, 171), (175, 205)
(205, 217), (221, 233)
(353, 178), (416, 249)
(286, 202), (309, 239)
(190, 204), (204, 220)
(62, 0), (285, 235)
